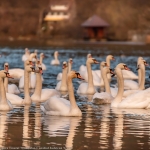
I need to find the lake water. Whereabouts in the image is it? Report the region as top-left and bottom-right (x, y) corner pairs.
(0, 47), (150, 150)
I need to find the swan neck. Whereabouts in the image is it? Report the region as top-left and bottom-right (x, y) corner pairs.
(68, 63), (72, 73)
(67, 76), (77, 108)
(106, 57), (110, 67)
(113, 68), (124, 103)
(54, 55), (58, 60)
(60, 67), (68, 91)
(139, 64), (145, 90)
(40, 56), (43, 64)
(86, 61), (94, 93)
(101, 69), (111, 94)
(4, 78), (8, 93)
(24, 70), (30, 100)
(33, 73), (42, 97)
(0, 78), (7, 102)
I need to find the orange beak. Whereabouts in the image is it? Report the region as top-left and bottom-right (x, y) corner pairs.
(125, 66), (130, 71)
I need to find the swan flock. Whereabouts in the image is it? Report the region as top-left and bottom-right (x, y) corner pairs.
(0, 49), (150, 117)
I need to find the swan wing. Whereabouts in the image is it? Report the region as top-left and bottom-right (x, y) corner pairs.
(122, 70), (138, 80)
(8, 84), (20, 95)
(119, 88), (150, 108)
(41, 89), (60, 102)
(79, 65), (86, 72)
(77, 82), (88, 94)
(110, 87), (118, 97)
(55, 81), (61, 91)
(42, 63), (47, 70)
(124, 79), (139, 90)
(6, 93), (23, 105)
(41, 96), (70, 116)
(56, 73), (62, 80)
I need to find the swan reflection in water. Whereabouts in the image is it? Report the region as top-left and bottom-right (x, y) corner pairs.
(22, 105), (30, 147)
(111, 108), (123, 150)
(43, 115), (81, 149)
(34, 104), (42, 146)
(22, 104), (42, 147)
(0, 111), (8, 148)
(99, 105), (110, 149)
(84, 104), (93, 138)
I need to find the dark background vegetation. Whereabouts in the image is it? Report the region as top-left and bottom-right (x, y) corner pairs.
(0, 0), (150, 41)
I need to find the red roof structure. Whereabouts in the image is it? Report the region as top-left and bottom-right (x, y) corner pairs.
(81, 15), (109, 27)
(81, 15), (109, 40)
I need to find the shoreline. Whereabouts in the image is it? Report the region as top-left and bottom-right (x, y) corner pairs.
(0, 39), (150, 55)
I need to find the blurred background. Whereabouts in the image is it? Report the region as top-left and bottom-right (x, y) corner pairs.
(0, 0), (150, 47)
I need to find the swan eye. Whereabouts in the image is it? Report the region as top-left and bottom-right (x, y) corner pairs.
(104, 63), (107, 66)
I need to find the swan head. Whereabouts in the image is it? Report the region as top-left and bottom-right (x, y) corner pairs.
(137, 60), (149, 70)
(40, 53), (45, 59)
(35, 63), (43, 74)
(87, 54), (92, 59)
(34, 49), (38, 54)
(102, 67), (115, 75)
(116, 63), (130, 70)
(29, 53), (37, 61)
(54, 51), (59, 57)
(87, 58), (99, 64)
(36, 59), (41, 66)
(25, 48), (30, 54)
(143, 60), (149, 66)
(68, 71), (84, 80)
(0, 70), (13, 79)
(68, 58), (73, 64)
(107, 55), (115, 60)
(100, 61), (108, 67)
(4, 62), (9, 72)
(25, 60), (34, 67)
(137, 56), (143, 62)
(25, 65), (35, 73)
(62, 61), (68, 69)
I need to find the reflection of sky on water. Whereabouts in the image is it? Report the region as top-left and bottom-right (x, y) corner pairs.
(0, 48), (150, 149)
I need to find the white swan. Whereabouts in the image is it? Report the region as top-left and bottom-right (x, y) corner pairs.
(22, 48), (30, 62)
(79, 53), (92, 72)
(95, 54), (115, 78)
(4, 63), (20, 95)
(122, 59), (148, 90)
(111, 63), (150, 109)
(31, 61), (60, 102)
(120, 57), (143, 80)
(79, 55), (114, 87)
(50, 51), (60, 65)
(57, 58), (73, 80)
(55, 62), (68, 91)
(77, 58), (99, 95)
(122, 60), (148, 98)
(0, 70), (13, 111)
(92, 67), (115, 104)
(41, 71), (83, 116)
(115, 57), (145, 90)
(19, 53), (37, 89)
(6, 60), (36, 105)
